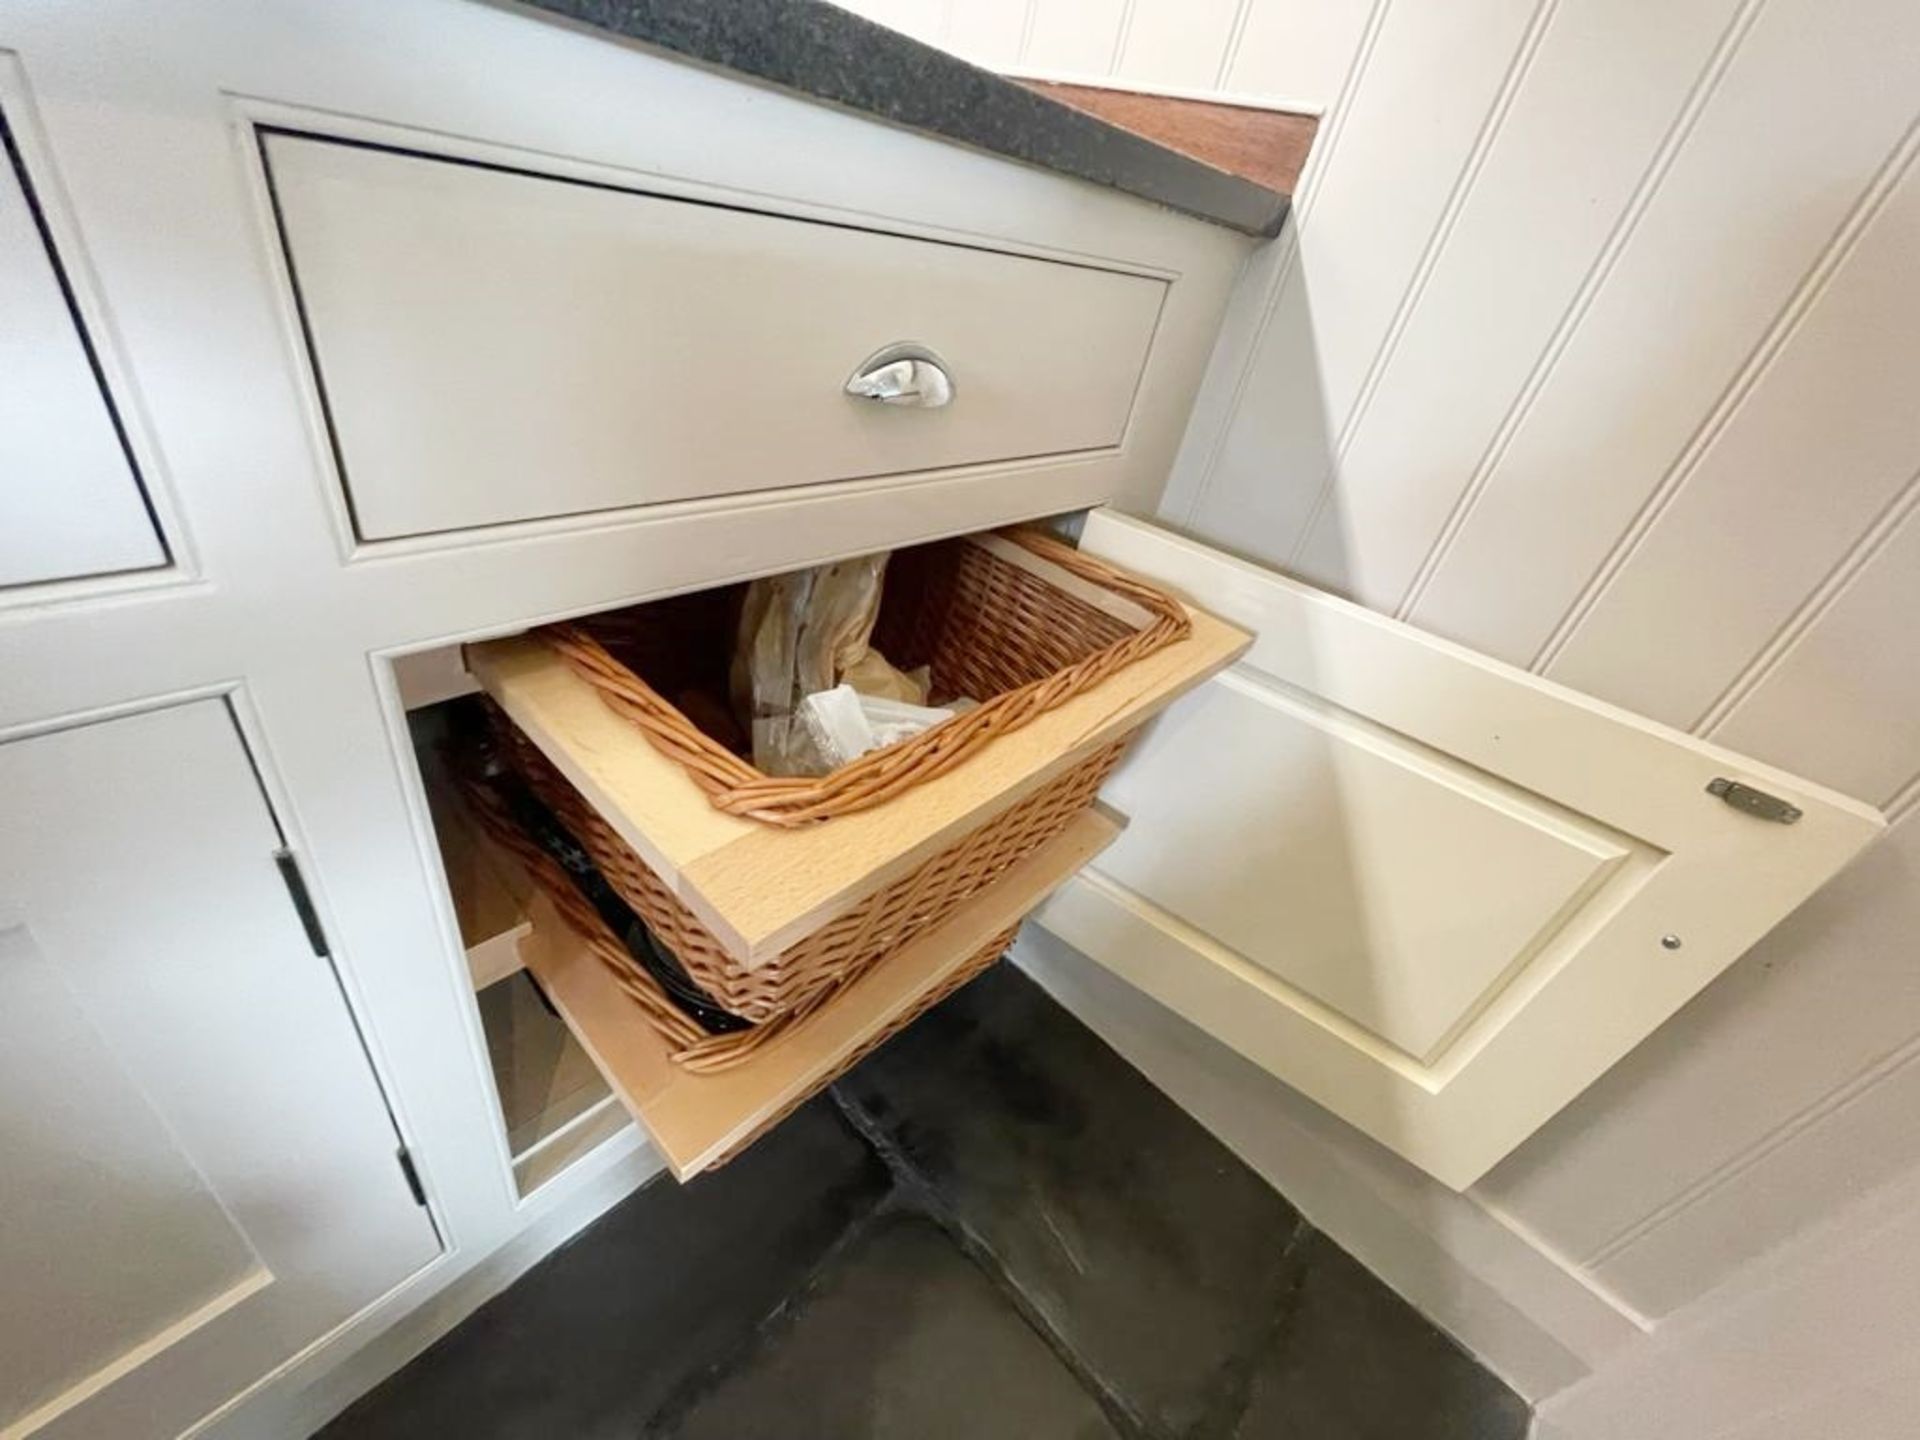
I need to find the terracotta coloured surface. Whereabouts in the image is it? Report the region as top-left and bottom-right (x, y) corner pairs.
(523, 0), (1292, 234)
(1021, 80), (1317, 196)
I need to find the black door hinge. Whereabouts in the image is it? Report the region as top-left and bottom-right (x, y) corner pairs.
(273, 847), (331, 957)
(397, 1146), (428, 1207)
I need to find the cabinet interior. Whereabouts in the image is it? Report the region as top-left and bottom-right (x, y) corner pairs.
(409, 692), (629, 1197)
(390, 513), (1120, 1187)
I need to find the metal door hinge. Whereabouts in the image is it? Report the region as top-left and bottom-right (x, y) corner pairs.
(397, 1146), (428, 1207)
(1707, 777), (1803, 824)
(273, 848), (331, 955)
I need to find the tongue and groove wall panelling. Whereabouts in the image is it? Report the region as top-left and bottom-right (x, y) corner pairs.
(1147, 0), (1920, 1334)
(829, 1), (1374, 110)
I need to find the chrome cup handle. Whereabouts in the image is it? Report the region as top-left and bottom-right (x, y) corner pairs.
(844, 344), (954, 408)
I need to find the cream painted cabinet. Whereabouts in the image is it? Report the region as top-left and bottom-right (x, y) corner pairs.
(0, 112), (165, 589)
(0, 701), (438, 1439)
(1036, 512), (1885, 1189)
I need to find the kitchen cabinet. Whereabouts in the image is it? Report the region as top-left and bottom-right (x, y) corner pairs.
(0, 0), (1890, 1430)
(0, 110), (165, 588)
(0, 701), (438, 1439)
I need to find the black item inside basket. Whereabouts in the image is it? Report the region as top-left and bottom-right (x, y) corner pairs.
(461, 735), (749, 1036)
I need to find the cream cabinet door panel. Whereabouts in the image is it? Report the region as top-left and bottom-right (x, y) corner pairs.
(0, 702), (438, 1440)
(1037, 512), (1885, 1189)
(0, 115), (164, 588)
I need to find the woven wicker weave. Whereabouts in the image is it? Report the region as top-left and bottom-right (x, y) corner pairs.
(492, 715), (1126, 1028)
(540, 528), (1189, 826)
(697, 923), (1020, 1171)
(469, 527), (1177, 1074)
(463, 765), (1022, 1077)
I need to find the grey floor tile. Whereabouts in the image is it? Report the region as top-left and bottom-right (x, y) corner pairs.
(652, 1210), (1120, 1440)
(1231, 1232), (1531, 1440)
(838, 965), (1307, 1437)
(319, 1099), (888, 1440)
(323, 967), (1531, 1440)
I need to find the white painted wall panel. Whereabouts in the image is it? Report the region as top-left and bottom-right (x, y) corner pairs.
(1286, 0), (1745, 609)
(1473, 494), (1920, 1319)
(1186, 0), (1543, 559)
(1708, 503), (1920, 810)
(1022, 0), (1128, 76)
(833, 0), (1373, 111)
(1594, 1005), (1920, 1315)
(1114, 0), (1244, 93)
(1534, 1162), (1920, 1439)
(1548, 150), (1920, 731)
(1407, 0), (1920, 668)
(1220, 0), (1375, 110)
(943, 0), (1029, 71)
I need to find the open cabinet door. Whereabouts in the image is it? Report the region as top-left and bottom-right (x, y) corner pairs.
(1036, 512), (1886, 1190)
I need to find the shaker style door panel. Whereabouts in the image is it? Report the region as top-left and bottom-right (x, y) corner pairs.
(263, 131), (1167, 541)
(0, 112), (164, 588)
(0, 701), (437, 1440)
(1036, 512), (1885, 1189)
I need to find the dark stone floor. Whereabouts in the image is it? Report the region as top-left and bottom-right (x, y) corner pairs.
(321, 966), (1530, 1440)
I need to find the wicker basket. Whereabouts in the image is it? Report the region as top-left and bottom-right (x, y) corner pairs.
(477, 528), (1190, 1071)
(463, 741), (1060, 1072)
(540, 527), (1191, 825)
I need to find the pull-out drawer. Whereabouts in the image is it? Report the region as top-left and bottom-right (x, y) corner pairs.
(263, 132), (1168, 541)
(452, 527), (1247, 1178)
(467, 551), (1246, 970)
(523, 804), (1122, 1178)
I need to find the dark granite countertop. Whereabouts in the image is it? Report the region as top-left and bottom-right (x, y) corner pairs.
(515, 0), (1290, 237)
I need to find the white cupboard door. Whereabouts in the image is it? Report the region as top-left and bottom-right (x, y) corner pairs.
(0, 114), (165, 589)
(1036, 512), (1886, 1190)
(0, 701), (438, 1440)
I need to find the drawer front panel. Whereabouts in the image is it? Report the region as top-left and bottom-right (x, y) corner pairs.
(264, 133), (1167, 541)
